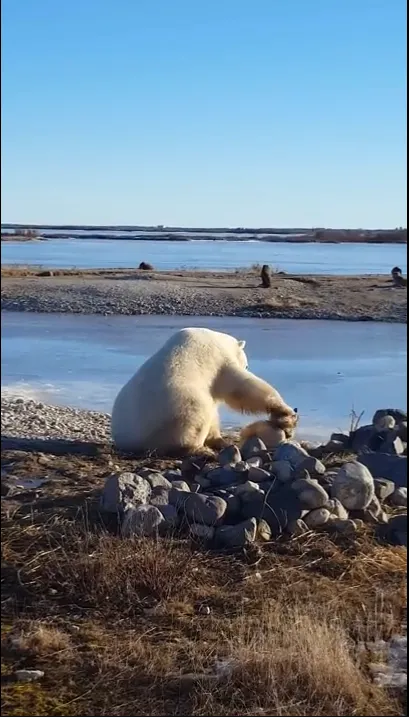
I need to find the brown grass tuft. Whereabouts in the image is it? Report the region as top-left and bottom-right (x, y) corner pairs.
(10, 624), (72, 658)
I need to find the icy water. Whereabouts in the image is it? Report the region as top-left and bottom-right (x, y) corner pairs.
(1, 238), (407, 274)
(1, 313), (406, 441)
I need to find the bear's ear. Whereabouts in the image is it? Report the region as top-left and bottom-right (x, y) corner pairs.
(237, 340), (246, 349)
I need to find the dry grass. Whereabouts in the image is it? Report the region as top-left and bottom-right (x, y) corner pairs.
(2, 513), (406, 716)
(8, 624), (72, 659)
(1, 446), (407, 716)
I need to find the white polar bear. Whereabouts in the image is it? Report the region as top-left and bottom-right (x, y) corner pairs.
(111, 327), (296, 455)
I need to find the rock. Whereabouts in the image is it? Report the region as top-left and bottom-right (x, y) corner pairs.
(304, 507), (331, 528)
(100, 472), (151, 514)
(142, 472), (172, 490)
(294, 457), (326, 477)
(398, 422), (407, 442)
(374, 415), (396, 431)
(263, 486), (304, 536)
(238, 489), (266, 520)
(248, 466), (271, 483)
(365, 495), (389, 523)
(236, 480), (264, 497)
(381, 435), (405, 456)
(205, 466), (236, 487)
(330, 432), (350, 446)
(215, 518), (257, 548)
(150, 488), (171, 507)
(232, 460), (252, 474)
(372, 409), (407, 426)
(164, 469), (183, 480)
(184, 493), (227, 525)
(321, 440), (348, 454)
(15, 669), (44, 683)
(273, 441), (309, 468)
(241, 436), (267, 459)
(270, 460), (293, 483)
(358, 453), (407, 488)
(215, 464), (251, 486)
(374, 478), (396, 501)
(331, 462), (375, 510)
(326, 498), (349, 520)
(287, 518), (309, 536)
(328, 518), (358, 535)
(247, 456), (263, 468)
(190, 524), (215, 540)
(291, 478), (329, 509)
(257, 518), (272, 541)
(390, 487), (407, 507)
(122, 505), (164, 537)
(181, 455), (208, 479)
(169, 488), (191, 509)
(350, 425), (378, 453)
(212, 491), (241, 521)
(171, 480), (190, 492)
(157, 503), (178, 528)
(194, 476), (212, 490)
(380, 514), (407, 546)
(218, 445), (241, 466)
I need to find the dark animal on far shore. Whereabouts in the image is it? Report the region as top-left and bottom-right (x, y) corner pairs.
(138, 262), (154, 270)
(260, 264), (272, 288)
(391, 266), (407, 287)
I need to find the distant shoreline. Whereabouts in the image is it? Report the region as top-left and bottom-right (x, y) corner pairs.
(1, 226), (407, 244)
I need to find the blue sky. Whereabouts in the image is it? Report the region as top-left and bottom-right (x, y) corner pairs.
(1, 0), (406, 227)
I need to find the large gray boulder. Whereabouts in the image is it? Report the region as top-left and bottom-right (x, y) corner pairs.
(304, 507), (331, 528)
(374, 478), (396, 501)
(263, 487), (304, 536)
(390, 487), (407, 507)
(273, 441), (310, 468)
(331, 461), (375, 510)
(291, 478), (329, 509)
(183, 493), (227, 525)
(378, 514), (407, 547)
(358, 453), (407, 488)
(215, 518), (257, 548)
(122, 505), (164, 537)
(270, 460), (293, 483)
(100, 472), (151, 514)
(372, 409), (407, 426)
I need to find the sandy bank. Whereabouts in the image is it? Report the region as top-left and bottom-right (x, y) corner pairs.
(1, 267), (407, 323)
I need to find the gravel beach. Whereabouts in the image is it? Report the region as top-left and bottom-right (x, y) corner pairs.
(1, 268), (407, 322)
(1, 397), (112, 444)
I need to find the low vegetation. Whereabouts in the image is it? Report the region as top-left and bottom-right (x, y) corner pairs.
(1, 446), (407, 716)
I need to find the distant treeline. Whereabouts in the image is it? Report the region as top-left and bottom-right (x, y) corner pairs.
(1, 225), (406, 244)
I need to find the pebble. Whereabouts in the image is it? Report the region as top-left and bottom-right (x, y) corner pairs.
(15, 669), (45, 682)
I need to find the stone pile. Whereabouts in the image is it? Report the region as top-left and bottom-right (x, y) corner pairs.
(100, 408), (407, 549)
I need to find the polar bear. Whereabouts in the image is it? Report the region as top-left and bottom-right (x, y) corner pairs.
(111, 327), (296, 455)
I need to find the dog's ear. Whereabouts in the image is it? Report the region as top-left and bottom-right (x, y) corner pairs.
(238, 340), (246, 349)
